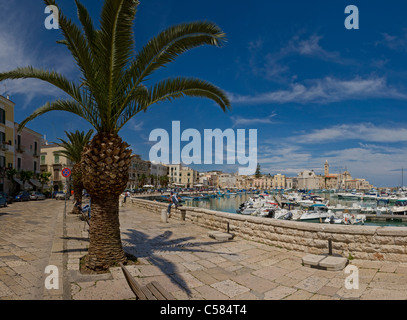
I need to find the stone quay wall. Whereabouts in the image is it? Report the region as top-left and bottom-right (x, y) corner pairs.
(129, 198), (407, 262)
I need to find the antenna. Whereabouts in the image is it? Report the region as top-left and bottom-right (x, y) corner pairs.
(2, 84), (9, 100)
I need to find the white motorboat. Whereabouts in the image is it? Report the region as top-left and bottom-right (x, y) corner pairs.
(324, 213), (366, 225)
(299, 204), (332, 222)
(391, 199), (407, 215)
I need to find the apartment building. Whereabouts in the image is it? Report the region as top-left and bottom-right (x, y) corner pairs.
(40, 143), (73, 191)
(127, 154), (150, 189)
(272, 173), (286, 189)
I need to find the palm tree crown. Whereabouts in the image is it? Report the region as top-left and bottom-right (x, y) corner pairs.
(55, 130), (94, 163)
(1, 0), (230, 134)
(0, 0), (231, 271)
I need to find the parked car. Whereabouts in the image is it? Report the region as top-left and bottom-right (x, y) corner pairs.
(14, 191), (30, 202)
(55, 191), (70, 200)
(30, 191), (46, 200)
(0, 192), (13, 204)
(0, 194), (7, 207)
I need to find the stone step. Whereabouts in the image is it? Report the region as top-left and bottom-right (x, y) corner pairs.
(302, 254), (348, 271)
(208, 231), (234, 241)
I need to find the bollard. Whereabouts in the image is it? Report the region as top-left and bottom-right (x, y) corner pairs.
(180, 209), (186, 221)
(227, 222), (230, 234)
(328, 239), (332, 256)
(161, 209), (168, 223)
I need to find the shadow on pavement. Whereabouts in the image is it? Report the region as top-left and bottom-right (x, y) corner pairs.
(122, 229), (236, 297)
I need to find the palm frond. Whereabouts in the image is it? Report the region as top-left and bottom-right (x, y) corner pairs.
(119, 21), (227, 112)
(116, 77), (231, 131)
(18, 99), (98, 132)
(96, 0), (139, 129)
(55, 129), (94, 163)
(0, 66), (81, 102)
(44, 0), (104, 106)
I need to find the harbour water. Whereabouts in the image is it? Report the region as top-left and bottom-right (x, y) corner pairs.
(142, 192), (407, 227)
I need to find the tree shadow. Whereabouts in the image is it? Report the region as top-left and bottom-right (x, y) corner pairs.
(121, 229), (237, 297)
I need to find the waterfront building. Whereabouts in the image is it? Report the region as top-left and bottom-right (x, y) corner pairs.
(297, 170), (320, 190)
(253, 175), (272, 190)
(180, 166), (198, 188)
(127, 154), (151, 189)
(321, 161), (373, 190)
(235, 174), (249, 189)
(272, 173), (286, 189)
(40, 143), (73, 192)
(285, 177), (298, 189)
(218, 173), (236, 189)
(199, 171), (220, 187)
(167, 163), (184, 185)
(149, 161), (168, 187)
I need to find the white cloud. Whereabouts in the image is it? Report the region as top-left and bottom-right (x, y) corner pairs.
(293, 123), (407, 144)
(229, 76), (407, 105)
(246, 33), (354, 82)
(129, 119), (144, 132)
(230, 112), (277, 127)
(0, 3), (76, 106)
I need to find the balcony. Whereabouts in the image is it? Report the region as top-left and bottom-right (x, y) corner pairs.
(0, 141), (8, 151)
(16, 144), (25, 153)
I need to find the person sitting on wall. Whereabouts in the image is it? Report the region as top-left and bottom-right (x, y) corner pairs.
(167, 192), (179, 218)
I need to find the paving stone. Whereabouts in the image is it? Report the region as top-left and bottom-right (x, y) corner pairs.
(264, 285), (297, 300)
(211, 279), (250, 298)
(295, 275), (330, 293)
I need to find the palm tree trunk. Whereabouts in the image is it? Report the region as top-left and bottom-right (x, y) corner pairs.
(86, 193), (126, 270)
(81, 132), (132, 270)
(72, 163), (83, 214)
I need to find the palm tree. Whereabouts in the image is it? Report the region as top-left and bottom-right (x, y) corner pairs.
(37, 171), (52, 192)
(19, 170), (34, 190)
(6, 168), (18, 195)
(55, 130), (94, 214)
(0, 0), (230, 270)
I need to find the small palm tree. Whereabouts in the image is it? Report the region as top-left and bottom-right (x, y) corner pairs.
(6, 168), (18, 195)
(55, 130), (94, 214)
(19, 170), (34, 190)
(0, 0), (230, 270)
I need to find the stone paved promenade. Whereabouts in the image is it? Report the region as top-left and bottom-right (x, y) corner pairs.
(2, 199), (407, 300)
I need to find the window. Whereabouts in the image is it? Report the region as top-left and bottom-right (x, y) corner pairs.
(54, 154), (59, 164)
(40, 155), (46, 165)
(0, 132), (5, 143)
(34, 161), (37, 173)
(0, 109), (5, 124)
(17, 158), (21, 171)
(0, 156), (5, 167)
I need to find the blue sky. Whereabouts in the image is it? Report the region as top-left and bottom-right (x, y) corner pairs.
(1, 0), (407, 187)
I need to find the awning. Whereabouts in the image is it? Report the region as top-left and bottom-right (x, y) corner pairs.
(13, 178), (23, 186)
(29, 179), (42, 187)
(13, 178), (33, 189)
